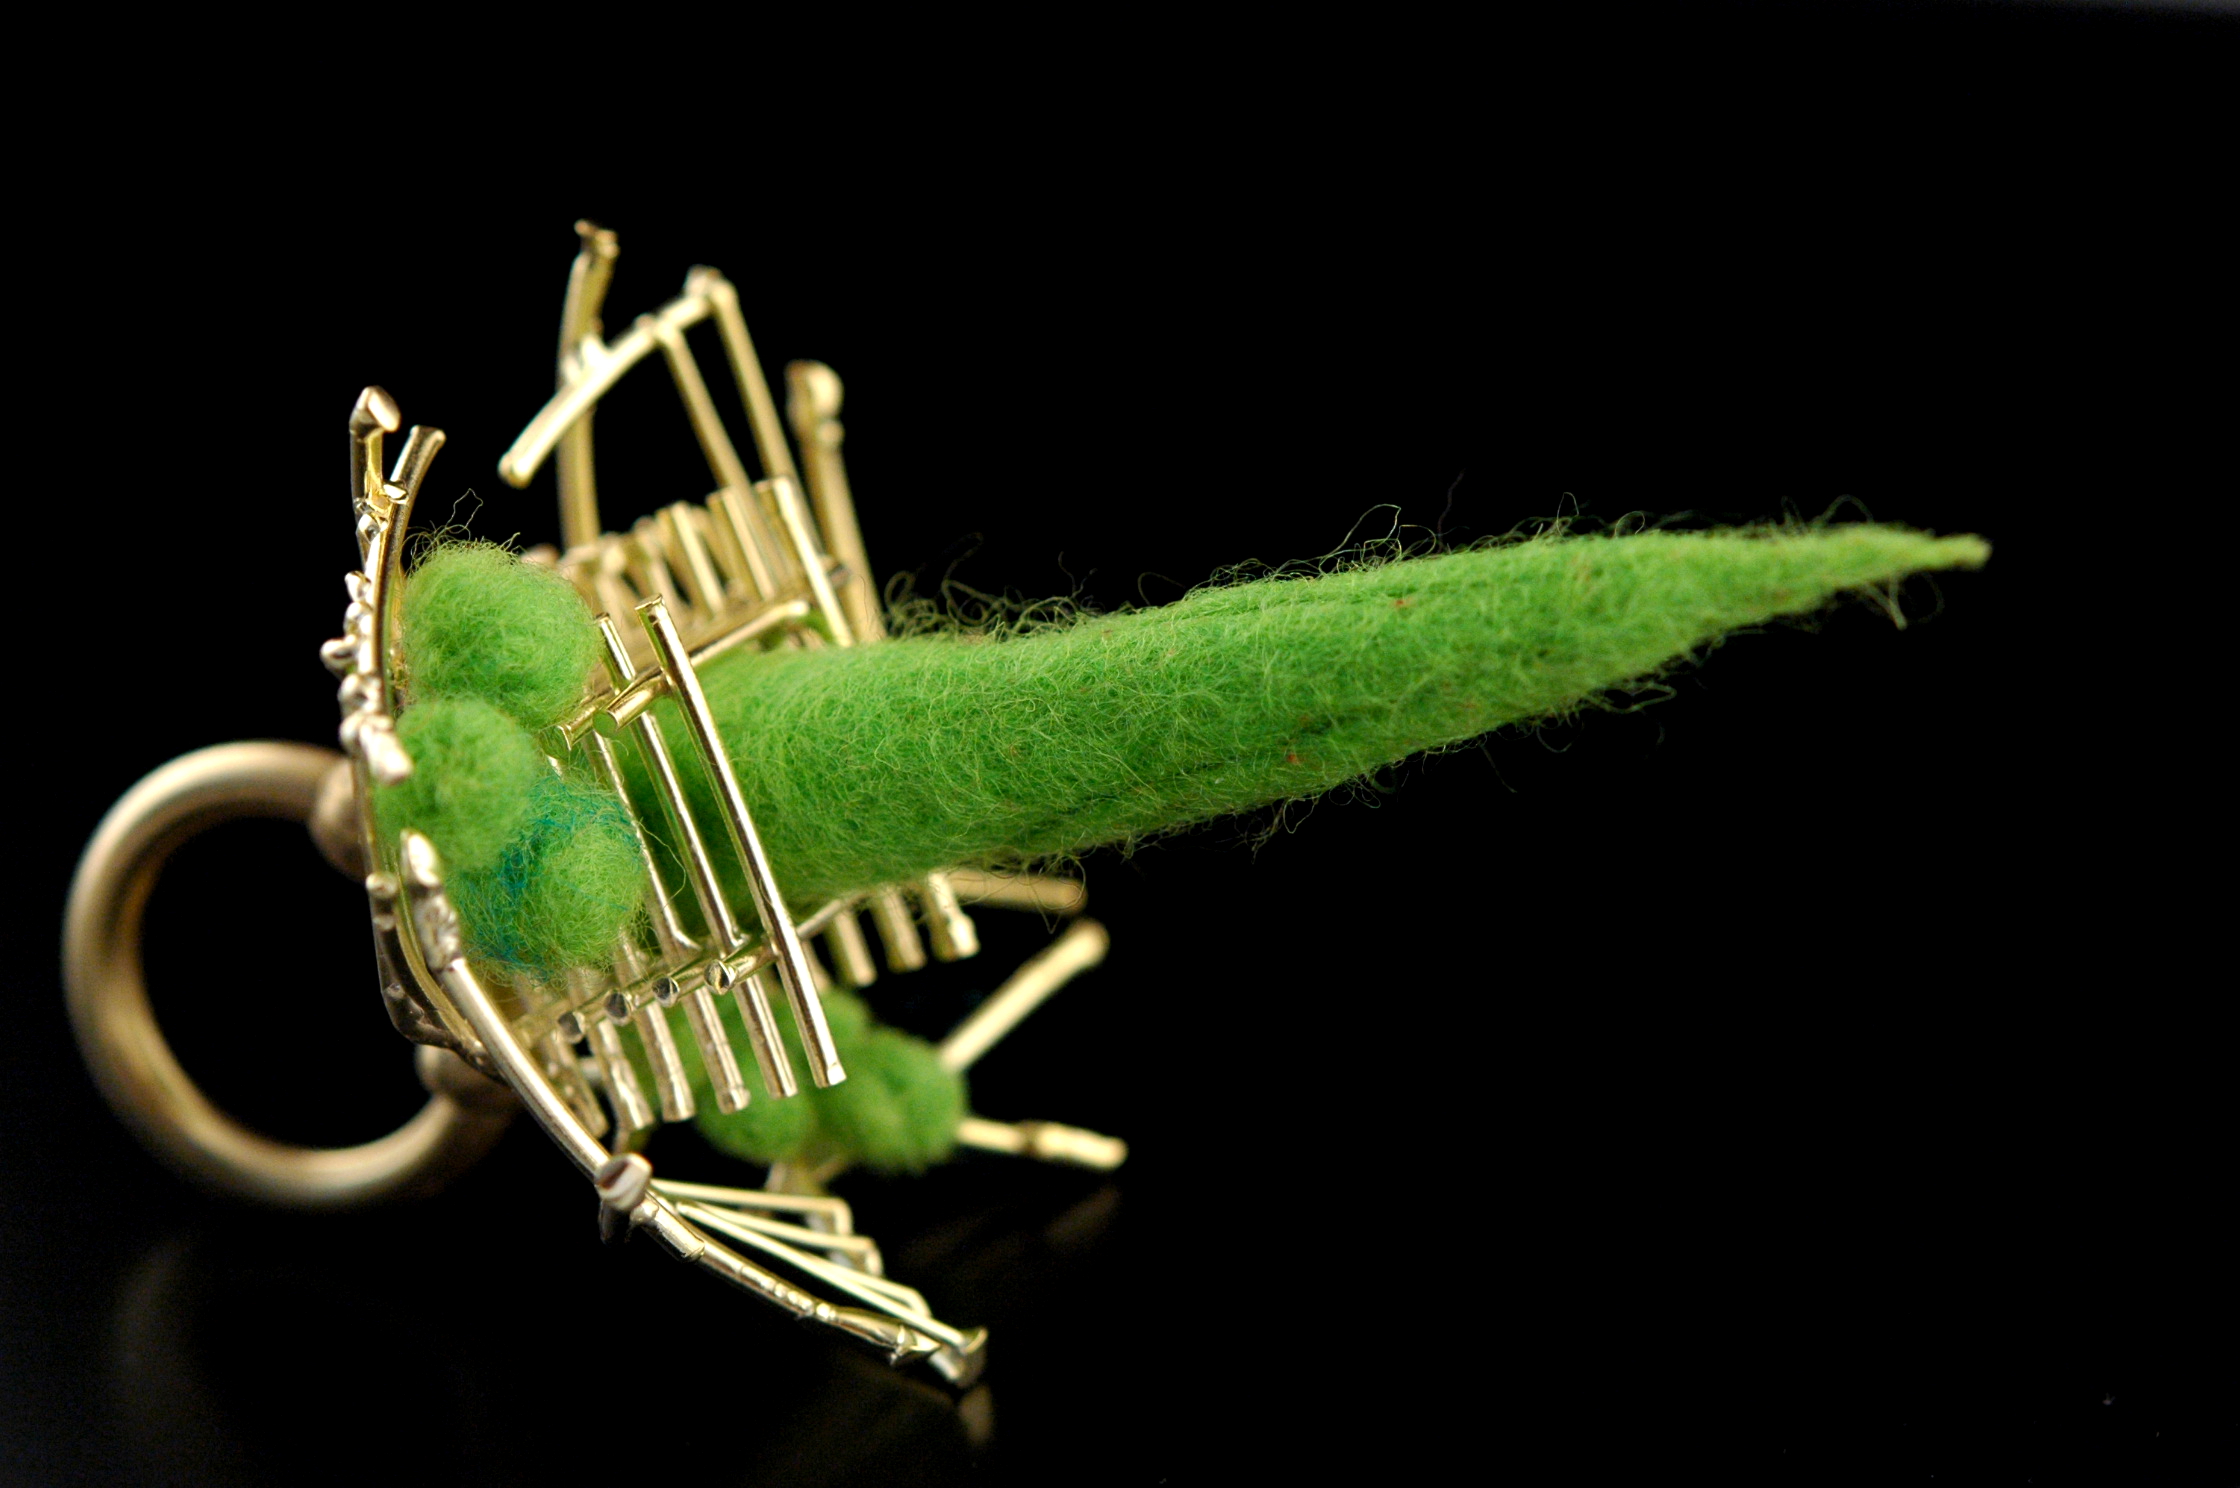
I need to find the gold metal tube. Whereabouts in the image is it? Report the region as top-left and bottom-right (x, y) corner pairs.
(938, 919), (1110, 1073)
(636, 596), (844, 1087)
(500, 292), (715, 489)
(695, 270), (799, 484)
(586, 1014), (657, 1136)
(824, 913), (877, 988)
(635, 1002), (695, 1123)
(786, 360), (884, 644)
(651, 313), (754, 499)
(869, 888), (928, 973)
(675, 980), (750, 1114)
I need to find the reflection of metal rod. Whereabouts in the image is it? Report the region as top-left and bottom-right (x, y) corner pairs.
(938, 919), (1109, 1073)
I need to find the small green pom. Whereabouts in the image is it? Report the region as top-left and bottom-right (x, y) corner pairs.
(451, 775), (647, 974)
(375, 697), (546, 873)
(817, 1024), (966, 1175)
(691, 988), (819, 1163)
(403, 543), (600, 730)
(689, 988), (965, 1173)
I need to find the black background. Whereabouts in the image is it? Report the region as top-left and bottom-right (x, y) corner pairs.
(6, 2), (2233, 1482)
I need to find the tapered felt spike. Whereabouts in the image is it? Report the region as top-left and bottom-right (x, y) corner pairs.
(651, 524), (1988, 905)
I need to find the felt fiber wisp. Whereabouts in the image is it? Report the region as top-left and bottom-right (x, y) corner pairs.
(644, 524), (1990, 908)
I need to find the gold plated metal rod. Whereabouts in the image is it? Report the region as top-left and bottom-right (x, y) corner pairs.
(681, 1204), (971, 1349)
(666, 976), (750, 1114)
(786, 360), (884, 646)
(349, 385), (399, 517)
(586, 731), (697, 959)
(635, 1001), (696, 1123)
(500, 291), (715, 489)
(659, 501), (728, 616)
(638, 596), (844, 1087)
(869, 888), (928, 973)
(650, 1179), (858, 1235)
(572, 597), (809, 745)
(650, 314), (754, 499)
(938, 919), (1110, 1074)
(586, 1013), (657, 1136)
(403, 834), (610, 1182)
(943, 868), (1089, 916)
(693, 269), (799, 484)
(710, 485), (785, 598)
(917, 873), (981, 961)
(825, 913), (878, 988)
(536, 1026), (607, 1137)
(762, 475), (854, 646)
(952, 1116), (1129, 1169)
(591, 616), (794, 1099)
(556, 222), (619, 548)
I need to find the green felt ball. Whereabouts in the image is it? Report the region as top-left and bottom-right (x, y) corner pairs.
(691, 988), (966, 1172)
(449, 775), (647, 975)
(402, 543), (600, 730)
(815, 1024), (966, 1174)
(374, 696), (546, 873)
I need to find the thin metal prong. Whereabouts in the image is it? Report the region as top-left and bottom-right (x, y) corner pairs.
(674, 977), (751, 1114)
(942, 867), (1089, 916)
(869, 887), (927, 973)
(637, 596), (843, 1087)
(650, 312), (754, 501)
(694, 269), (799, 485)
(711, 962), (797, 1099)
(938, 919), (1110, 1073)
(824, 912), (878, 988)
(918, 873), (980, 961)
(634, 999), (695, 1123)
(585, 1011), (657, 1135)
(953, 1116), (1128, 1170)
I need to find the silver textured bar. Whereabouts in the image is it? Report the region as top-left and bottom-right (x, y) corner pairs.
(637, 596), (844, 1088)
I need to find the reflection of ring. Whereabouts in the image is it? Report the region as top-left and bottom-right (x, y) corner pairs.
(63, 741), (513, 1207)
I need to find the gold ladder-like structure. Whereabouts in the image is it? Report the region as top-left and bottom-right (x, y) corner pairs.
(322, 224), (1122, 1385)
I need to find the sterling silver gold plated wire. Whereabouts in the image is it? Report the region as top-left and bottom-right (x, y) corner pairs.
(64, 224), (1126, 1385)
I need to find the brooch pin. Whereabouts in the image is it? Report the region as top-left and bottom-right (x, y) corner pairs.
(64, 222), (1988, 1388)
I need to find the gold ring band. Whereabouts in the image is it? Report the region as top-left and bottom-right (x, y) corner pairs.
(63, 741), (511, 1207)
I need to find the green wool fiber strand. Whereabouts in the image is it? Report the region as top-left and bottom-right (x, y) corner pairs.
(647, 524), (1988, 905)
(374, 696), (547, 874)
(687, 988), (966, 1173)
(403, 543), (602, 730)
(446, 775), (647, 975)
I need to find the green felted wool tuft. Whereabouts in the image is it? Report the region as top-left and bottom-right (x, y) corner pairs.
(447, 774), (648, 976)
(815, 1024), (967, 1174)
(374, 696), (547, 874)
(689, 988), (967, 1173)
(646, 523), (1989, 905)
(402, 542), (601, 730)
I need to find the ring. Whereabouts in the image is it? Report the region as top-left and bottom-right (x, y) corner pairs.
(62, 740), (514, 1207)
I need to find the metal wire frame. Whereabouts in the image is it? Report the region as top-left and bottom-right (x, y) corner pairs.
(318, 228), (1125, 1379)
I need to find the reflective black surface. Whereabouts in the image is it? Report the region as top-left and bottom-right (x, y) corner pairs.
(11, 3), (2234, 1481)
